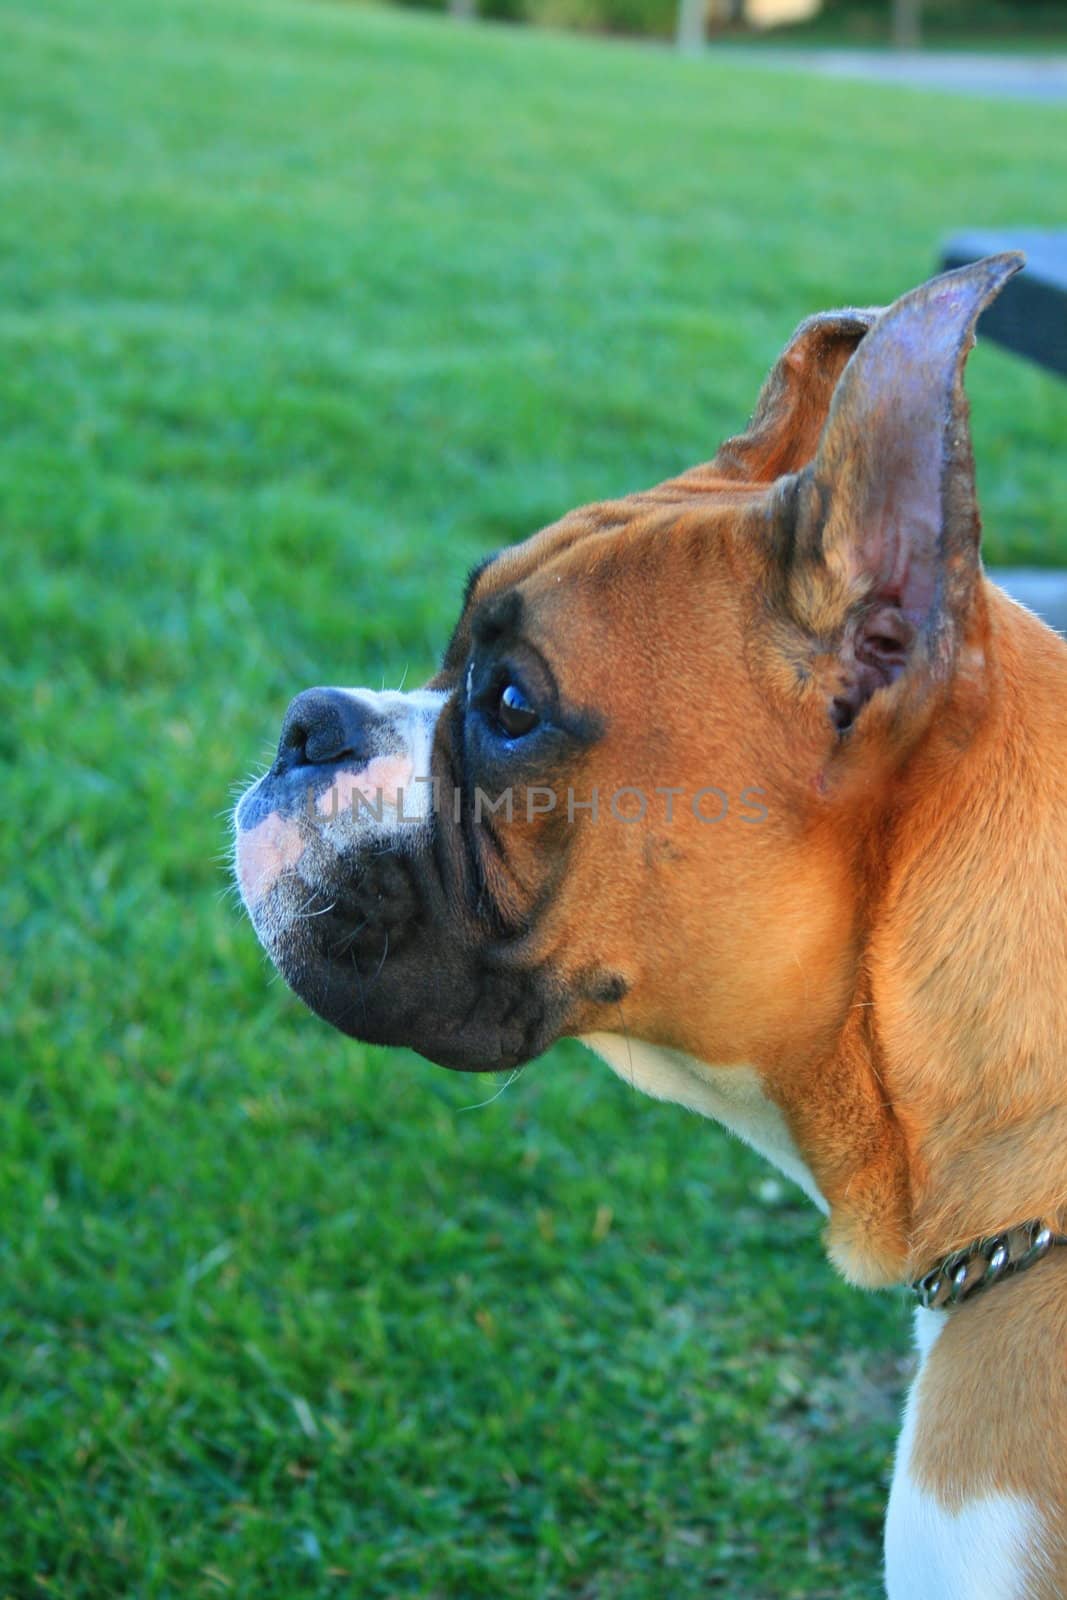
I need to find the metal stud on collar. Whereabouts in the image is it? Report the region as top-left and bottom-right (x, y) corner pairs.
(912, 1220), (1067, 1311)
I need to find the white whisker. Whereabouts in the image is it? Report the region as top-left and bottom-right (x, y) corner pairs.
(458, 1067), (522, 1112)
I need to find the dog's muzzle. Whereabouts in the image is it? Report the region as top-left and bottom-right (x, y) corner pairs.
(233, 685), (565, 1071)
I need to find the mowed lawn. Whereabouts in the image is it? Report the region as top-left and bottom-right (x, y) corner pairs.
(2, 1), (1066, 1595)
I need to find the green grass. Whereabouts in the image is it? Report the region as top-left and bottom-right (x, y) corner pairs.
(2, 1), (1065, 1595)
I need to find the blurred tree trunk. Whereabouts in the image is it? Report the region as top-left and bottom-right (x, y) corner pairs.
(448, 0), (476, 18)
(891, 0), (920, 48)
(676, 0), (704, 51)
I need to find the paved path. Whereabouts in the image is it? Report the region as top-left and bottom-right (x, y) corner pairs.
(721, 48), (1067, 103)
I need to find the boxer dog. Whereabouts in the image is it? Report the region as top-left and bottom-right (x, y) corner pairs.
(234, 254), (1067, 1598)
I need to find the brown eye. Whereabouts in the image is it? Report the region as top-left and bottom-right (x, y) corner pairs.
(496, 681), (539, 738)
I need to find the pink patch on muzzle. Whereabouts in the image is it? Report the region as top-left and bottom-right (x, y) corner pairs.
(236, 811), (307, 906)
(315, 754), (416, 820)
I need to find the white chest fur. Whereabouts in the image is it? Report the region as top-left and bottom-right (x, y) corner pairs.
(884, 1309), (1047, 1600)
(581, 1033), (826, 1210)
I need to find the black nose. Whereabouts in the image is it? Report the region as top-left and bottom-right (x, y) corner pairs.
(274, 688), (381, 773)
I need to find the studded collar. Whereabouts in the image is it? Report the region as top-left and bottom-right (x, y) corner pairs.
(912, 1220), (1067, 1311)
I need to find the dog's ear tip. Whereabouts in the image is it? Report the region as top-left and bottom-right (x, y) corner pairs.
(790, 306), (879, 337)
(866, 253), (1024, 350)
(925, 250), (1025, 317)
(980, 247), (1026, 281)
(708, 309), (878, 483)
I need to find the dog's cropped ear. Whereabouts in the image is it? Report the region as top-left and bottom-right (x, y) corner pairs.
(712, 309), (878, 482)
(781, 253), (1023, 734)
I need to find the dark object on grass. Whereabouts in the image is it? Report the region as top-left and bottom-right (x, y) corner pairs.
(941, 230), (1067, 378)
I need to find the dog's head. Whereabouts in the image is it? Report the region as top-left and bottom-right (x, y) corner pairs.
(234, 256), (1020, 1085)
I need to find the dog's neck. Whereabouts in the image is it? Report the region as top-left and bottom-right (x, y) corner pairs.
(816, 583), (1067, 1285)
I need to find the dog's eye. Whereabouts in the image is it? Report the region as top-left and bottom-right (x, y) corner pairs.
(496, 681), (539, 738)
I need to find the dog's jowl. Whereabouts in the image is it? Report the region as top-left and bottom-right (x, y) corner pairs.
(235, 255), (1067, 1600)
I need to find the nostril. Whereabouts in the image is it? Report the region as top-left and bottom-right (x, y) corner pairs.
(274, 688), (379, 774)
